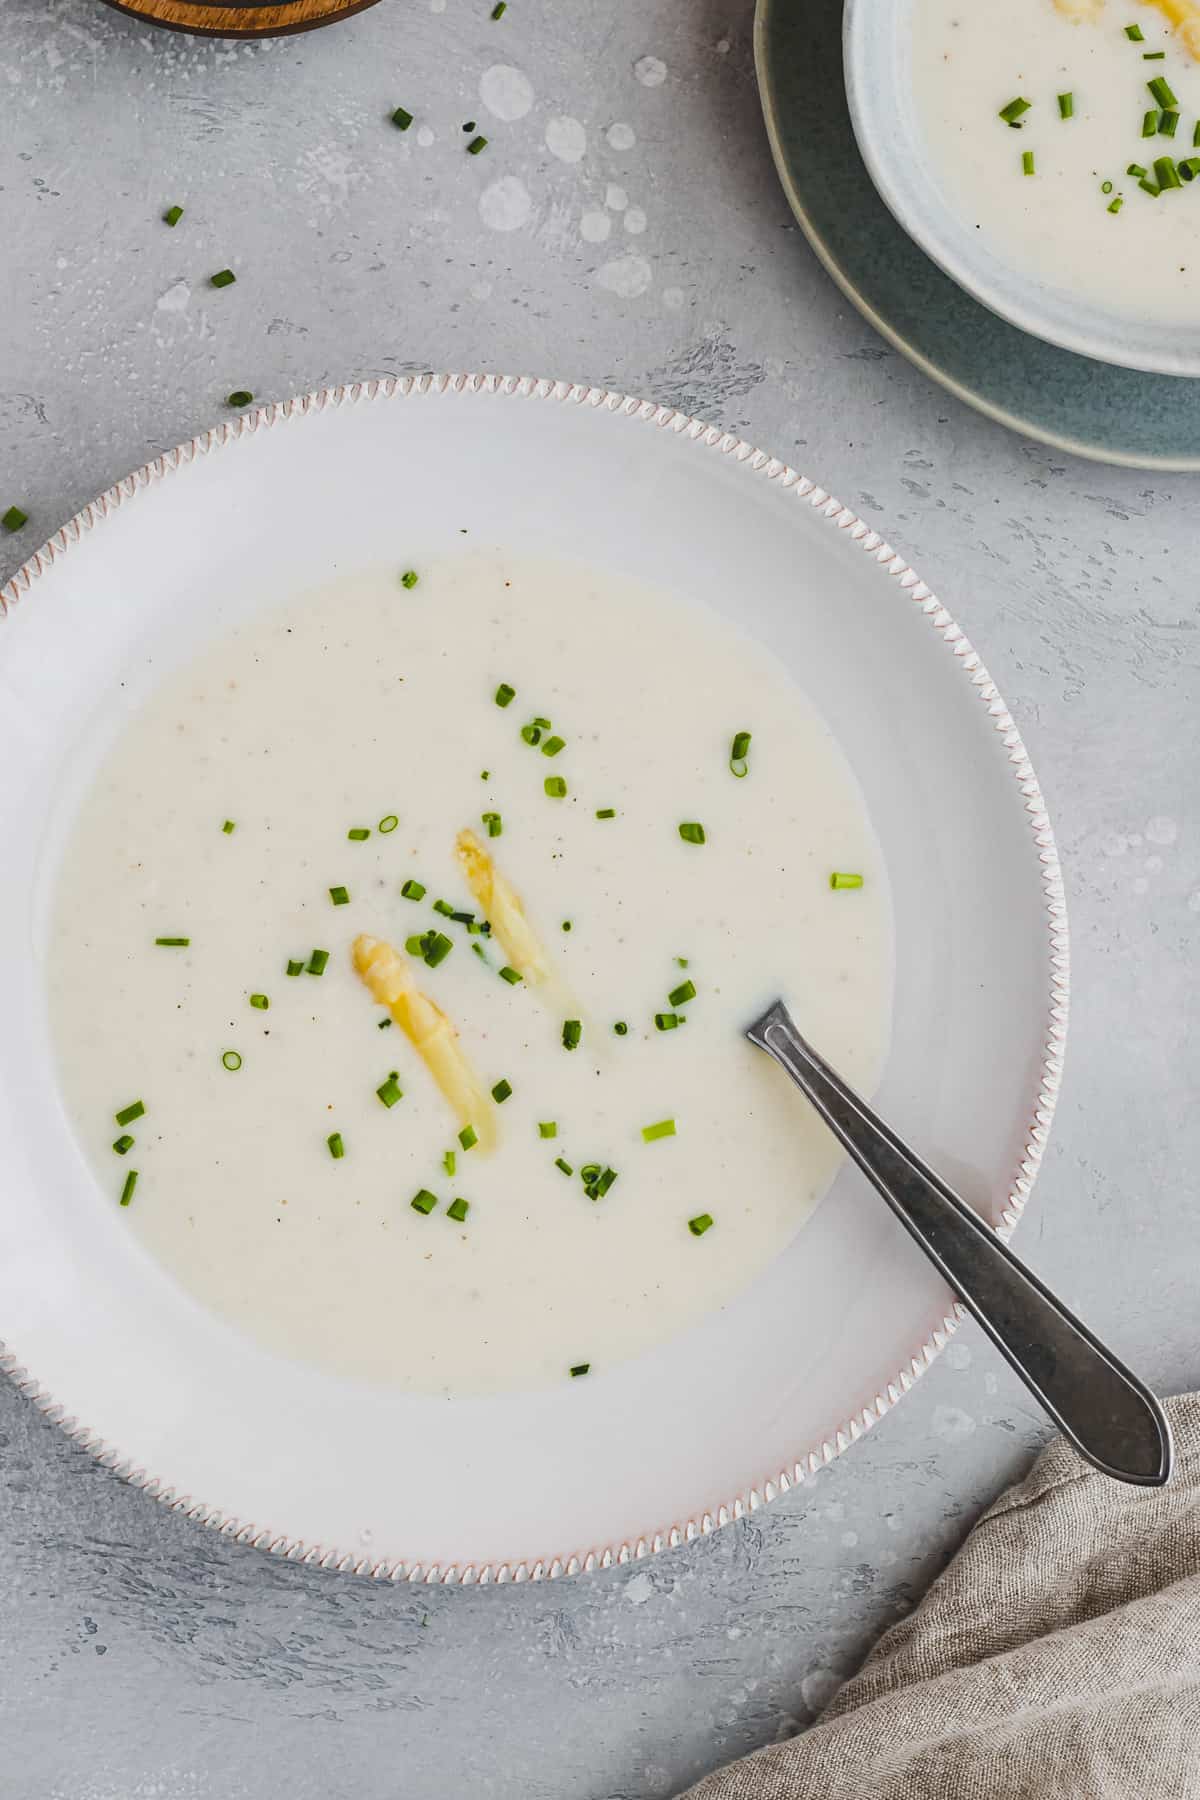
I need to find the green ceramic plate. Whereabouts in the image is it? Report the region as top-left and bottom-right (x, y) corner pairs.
(755, 0), (1200, 470)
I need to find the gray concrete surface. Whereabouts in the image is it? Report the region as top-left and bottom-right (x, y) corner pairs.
(1, 1), (1198, 1794)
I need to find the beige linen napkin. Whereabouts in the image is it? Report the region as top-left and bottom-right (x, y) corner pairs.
(683, 1392), (1200, 1800)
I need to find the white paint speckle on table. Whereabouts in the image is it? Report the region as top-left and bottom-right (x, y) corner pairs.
(624, 205), (647, 235)
(596, 251), (652, 297)
(545, 114), (587, 162)
(479, 173), (533, 232)
(479, 62), (534, 121)
(606, 120), (636, 150)
(634, 54), (668, 87)
(580, 209), (611, 243)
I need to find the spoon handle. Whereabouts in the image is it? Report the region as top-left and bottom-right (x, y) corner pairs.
(747, 1001), (1172, 1488)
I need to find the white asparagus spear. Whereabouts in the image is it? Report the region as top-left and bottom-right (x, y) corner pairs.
(455, 829), (554, 986)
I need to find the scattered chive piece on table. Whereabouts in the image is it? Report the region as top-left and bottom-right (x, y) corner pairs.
(210, 269), (236, 289)
(1057, 92), (1074, 119)
(544, 775), (568, 798)
(596, 807), (616, 819)
(1125, 21), (1144, 38)
(1149, 76), (1178, 110)
(569, 1363), (590, 1377)
(222, 819), (236, 834)
(688, 1213), (714, 1237)
(482, 810), (503, 838)
(227, 390), (253, 408)
(348, 826), (370, 841)
(447, 1197), (469, 1223)
(1109, 194), (1125, 211)
(1155, 154), (1182, 187)
(378, 814), (399, 834)
(1022, 149), (1036, 175)
(642, 1119), (677, 1143)
(376, 1074), (403, 1108)
(307, 948), (330, 975)
(114, 1100), (145, 1127)
(538, 1121), (557, 1139)
(112, 1134), (134, 1156)
(286, 958), (304, 977)
(613, 1020), (628, 1035)
(495, 682), (516, 706)
(729, 729), (751, 777)
(154, 936), (190, 947)
(492, 1078), (513, 1103)
(555, 1157), (574, 1175)
(998, 96), (1031, 124)
(411, 1189), (438, 1215)
(2, 506), (28, 532)
(327, 1132), (345, 1159)
(163, 204), (184, 226)
(459, 1123), (478, 1151)
(541, 735), (565, 757)
(222, 1051), (242, 1071)
(329, 885), (350, 906)
(668, 978), (696, 1006)
(829, 872), (864, 890)
(492, 0), (507, 15)
(467, 135), (489, 155)
(562, 1019), (582, 1050)
(400, 569), (419, 589)
(498, 965), (523, 984)
(392, 105), (414, 130)
(249, 993), (269, 1010)
(655, 1012), (679, 1032)
(678, 821), (706, 845)
(119, 1170), (138, 1208)
(1161, 111), (1180, 138)
(1143, 109), (1160, 137)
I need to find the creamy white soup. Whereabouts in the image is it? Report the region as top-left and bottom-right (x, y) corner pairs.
(49, 555), (893, 1395)
(914, 0), (1200, 325)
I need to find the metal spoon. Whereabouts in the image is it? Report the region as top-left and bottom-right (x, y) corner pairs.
(747, 1000), (1172, 1488)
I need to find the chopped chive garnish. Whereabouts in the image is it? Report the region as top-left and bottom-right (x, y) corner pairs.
(561, 920), (571, 932)
(119, 1170), (138, 1208)
(1140, 176), (1162, 194)
(520, 723), (542, 745)
(249, 993), (269, 1010)
(541, 735), (565, 757)
(1149, 76), (1178, 109)
(1161, 110), (1180, 138)
(411, 1189), (438, 1215)
(595, 1167), (618, 1197)
(1128, 161), (1148, 176)
(227, 391), (254, 409)
(471, 942), (488, 962)
(307, 948), (330, 975)
(1102, 179), (1114, 193)
(492, 1078), (513, 1103)
(377, 1074), (403, 1108)
(329, 885), (350, 906)
(433, 899), (455, 917)
(467, 135), (489, 155)
(439, 1150), (456, 1180)
(114, 1100), (145, 1127)
(482, 810), (503, 838)
(544, 776), (568, 798)
(481, 770), (490, 780)
(210, 269), (236, 288)
(392, 105), (414, 130)
(1057, 92), (1074, 119)
(1, 506), (27, 533)
(580, 1163), (601, 1185)
(1125, 21), (1144, 38)
(1194, 120), (1200, 146)
(642, 1119), (676, 1143)
(538, 1121), (557, 1139)
(423, 931), (454, 967)
(495, 682), (516, 707)
(1143, 109), (1160, 137)
(406, 934), (425, 956)
(569, 1363), (590, 1377)
(531, 716), (552, 730)
(998, 96), (1031, 124)
(222, 819), (236, 834)
(163, 204), (184, 226)
(447, 1197), (469, 1222)
(829, 872), (864, 890)
(613, 1021), (628, 1035)
(596, 807), (616, 819)
(1155, 153), (1182, 187)
(286, 958), (304, 976)
(688, 1213), (714, 1237)
(729, 729), (751, 777)
(498, 965), (523, 984)
(492, 1), (507, 15)
(668, 978), (696, 1007)
(655, 1012), (679, 1032)
(678, 821), (706, 845)
(1108, 194), (1125, 211)
(1180, 157), (1200, 180)
(459, 1123), (478, 1151)
(1144, 49), (1166, 59)
(154, 936), (190, 947)
(1022, 149), (1036, 175)
(555, 1157), (574, 1175)
(676, 956), (689, 967)
(222, 1051), (242, 1071)
(112, 1134), (134, 1155)
(378, 1017), (392, 1028)
(327, 1132), (345, 1159)
(401, 569), (419, 589)
(348, 826), (371, 841)
(562, 1019), (582, 1050)
(378, 814), (399, 834)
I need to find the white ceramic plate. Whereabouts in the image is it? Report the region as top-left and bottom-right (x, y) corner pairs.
(0, 375), (1067, 1582)
(843, 0), (1200, 378)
